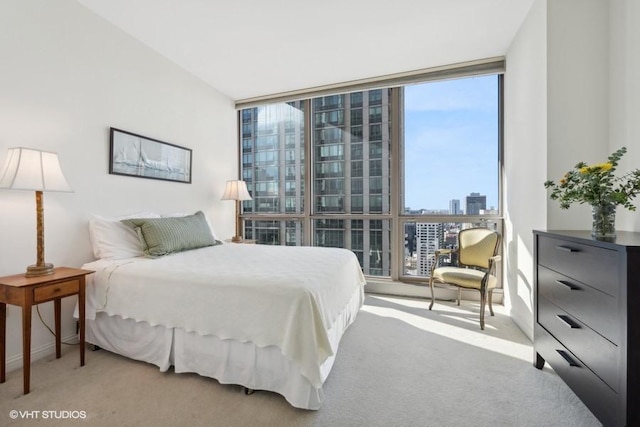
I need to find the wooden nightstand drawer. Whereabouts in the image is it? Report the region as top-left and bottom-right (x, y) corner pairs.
(537, 265), (619, 343)
(537, 235), (618, 297)
(33, 279), (79, 303)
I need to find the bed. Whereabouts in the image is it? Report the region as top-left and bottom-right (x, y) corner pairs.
(79, 211), (366, 409)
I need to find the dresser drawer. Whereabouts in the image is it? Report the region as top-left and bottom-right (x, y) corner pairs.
(537, 265), (619, 343)
(33, 279), (80, 303)
(534, 324), (619, 427)
(537, 235), (618, 297)
(538, 296), (619, 392)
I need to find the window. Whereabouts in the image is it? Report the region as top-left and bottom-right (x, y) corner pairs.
(245, 220), (303, 246)
(351, 92), (363, 108)
(239, 73), (502, 282)
(315, 110), (344, 127)
(351, 109), (363, 126)
(369, 89), (383, 105)
(351, 126), (363, 142)
(403, 76), (499, 217)
(369, 124), (382, 141)
(369, 106), (382, 123)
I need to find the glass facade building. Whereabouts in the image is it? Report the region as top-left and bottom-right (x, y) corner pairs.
(240, 90), (392, 276)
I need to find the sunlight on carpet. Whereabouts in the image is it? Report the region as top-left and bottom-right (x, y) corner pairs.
(362, 294), (532, 362)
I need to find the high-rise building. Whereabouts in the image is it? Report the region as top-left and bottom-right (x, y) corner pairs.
(416, 222), (443, 276)
(404, 222), (417, 256)
(240, 101), (306, 246)
(240, 90), (392, 276)
(449, 199), (461, 215)
(465, 192), (486, 215)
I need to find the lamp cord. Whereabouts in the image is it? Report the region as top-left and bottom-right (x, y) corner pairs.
(32, 260), (134, 347)
(35, 305), (79, 346)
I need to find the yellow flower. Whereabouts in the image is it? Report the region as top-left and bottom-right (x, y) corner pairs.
(545, 147), (640, 211)
(598, 162), (613, 172)
(580, 162), (613, 174)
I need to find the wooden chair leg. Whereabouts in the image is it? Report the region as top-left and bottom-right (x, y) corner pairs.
(488, 290), (494, 316)
(479, 289), (486, 330)
(428, 277), (435, 310)
(457, 288), (461, 306)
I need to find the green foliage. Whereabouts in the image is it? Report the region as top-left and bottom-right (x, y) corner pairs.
(544, 147), (640, 211)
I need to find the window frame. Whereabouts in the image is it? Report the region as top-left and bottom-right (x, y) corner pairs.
(237, 69), (504, 284)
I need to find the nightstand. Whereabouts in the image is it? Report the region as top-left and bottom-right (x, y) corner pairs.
(0, 267), (93, 394)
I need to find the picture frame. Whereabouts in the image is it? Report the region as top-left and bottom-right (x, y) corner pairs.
(109, 127), (192, 184)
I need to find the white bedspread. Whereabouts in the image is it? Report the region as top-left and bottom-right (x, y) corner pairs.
(82, 243), (366, 387)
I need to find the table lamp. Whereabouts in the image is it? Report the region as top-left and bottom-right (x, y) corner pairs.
(221, 179), (252, 242)
(0, 147), (73, 276)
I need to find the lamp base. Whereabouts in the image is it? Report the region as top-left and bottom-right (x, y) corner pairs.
(25, 263), (54, 277)
(231, 236), (243, 243)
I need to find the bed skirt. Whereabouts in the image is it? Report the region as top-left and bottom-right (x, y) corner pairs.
(83, 285), (363, 410)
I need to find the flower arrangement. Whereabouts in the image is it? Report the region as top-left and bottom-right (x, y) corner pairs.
(544, 147), (640, 211)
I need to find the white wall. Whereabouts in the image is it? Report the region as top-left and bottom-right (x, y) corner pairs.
(0, 0), (237, 368)
(610, 0), (640, 231)
(503, 0), (547, 339)
(505, 0), (623, 339)
(546, 0), (610, 229)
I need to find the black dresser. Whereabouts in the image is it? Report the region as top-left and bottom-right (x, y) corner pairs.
(533, 230), (639, 427)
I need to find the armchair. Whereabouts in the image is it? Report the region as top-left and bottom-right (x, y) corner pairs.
(428, 227), (501, 330)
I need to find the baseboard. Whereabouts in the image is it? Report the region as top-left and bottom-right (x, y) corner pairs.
(365, 280), (504, 304)
(5, 333), (78, 374)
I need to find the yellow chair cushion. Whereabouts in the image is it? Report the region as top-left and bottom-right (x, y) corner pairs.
(432, 267), (497, 290)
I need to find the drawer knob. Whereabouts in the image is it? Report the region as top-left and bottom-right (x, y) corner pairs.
(555, 245), (580, 253)
(556, 314), (580, 329)
(556, 349), (580, 367)
(555, 280), (580, 290)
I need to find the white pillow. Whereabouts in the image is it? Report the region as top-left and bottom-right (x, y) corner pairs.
(161, 211), (219, 241)
(89, 211), (160, 259)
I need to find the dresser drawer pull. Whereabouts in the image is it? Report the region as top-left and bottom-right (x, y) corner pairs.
(555, 279), (580, 290)
(556, 350), (579, 367)
(556, 314), (580, 329)
(555, 245), (580, 253)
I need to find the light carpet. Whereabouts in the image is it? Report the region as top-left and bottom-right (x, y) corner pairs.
(0, 294), (601, 427)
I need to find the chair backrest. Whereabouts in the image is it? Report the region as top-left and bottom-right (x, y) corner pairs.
(458, 228), (501, 269)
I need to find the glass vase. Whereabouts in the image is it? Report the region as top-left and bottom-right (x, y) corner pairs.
(591, 203), (616, 240)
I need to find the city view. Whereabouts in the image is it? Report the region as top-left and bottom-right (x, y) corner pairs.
(240, 75), (500, 279)
(403, 193), (498, 278)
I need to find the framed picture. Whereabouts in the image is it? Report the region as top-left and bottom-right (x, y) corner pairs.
(109, 127), (192, 184)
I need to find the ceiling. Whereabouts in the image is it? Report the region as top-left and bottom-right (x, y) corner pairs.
(77, 0), (535, 101)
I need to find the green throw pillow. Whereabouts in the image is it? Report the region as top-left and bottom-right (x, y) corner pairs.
(122, 211), (217, 257)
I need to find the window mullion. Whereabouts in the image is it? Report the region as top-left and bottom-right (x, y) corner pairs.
(390, 87), (402, 281)
(303, 99), (312, 246)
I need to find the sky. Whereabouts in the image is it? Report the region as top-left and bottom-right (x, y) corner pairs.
(403, 75), (499, 212)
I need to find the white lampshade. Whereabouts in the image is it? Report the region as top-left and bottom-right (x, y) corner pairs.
(221, 180), (252, 201)
(0, 147), (73, 192)
(0, 147), (72, 276)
